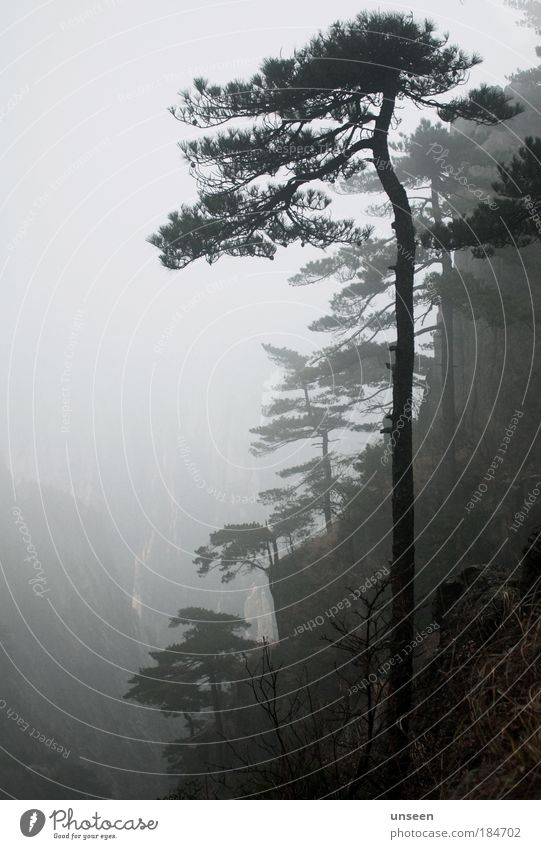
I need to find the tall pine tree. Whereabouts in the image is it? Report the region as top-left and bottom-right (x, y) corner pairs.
(149, 10), (519, 788)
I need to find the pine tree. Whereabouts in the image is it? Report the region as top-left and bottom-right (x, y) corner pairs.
(193, 523), (285, 636)
(335, 118), (520, 482)
(506, 0), (541, 32)
(251, 344), (350, 533)
(430, 136), (541, 264)
(148, 10), (519, 787)
(392, 119), (513, 483)
(290, 235), (436, 421)
(124, 607), (255, 741)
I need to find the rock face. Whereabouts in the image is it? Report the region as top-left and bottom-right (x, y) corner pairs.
(416, 71), (541, 559)
(452, 244), (541, 434)
(454, 243), (541, 543)
(414, 234), (541, 591)
(243, 582), (277, 642)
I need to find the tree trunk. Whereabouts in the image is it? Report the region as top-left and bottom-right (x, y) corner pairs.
(209, 664), (225, 738)
(372, 81), (416, 793)
(304, 381), (332, 532)
(321, 429), (333, 533)
(432, 182), (457, 484)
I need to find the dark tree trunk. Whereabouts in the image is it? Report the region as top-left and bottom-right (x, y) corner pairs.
(209, 668), (226, 773)
(304, 381), (332, 532)
(209, 662), (225, 738)
(321, 429), (333, 533)
(432, 182), (457, 485)
(372, 81), (416, 792)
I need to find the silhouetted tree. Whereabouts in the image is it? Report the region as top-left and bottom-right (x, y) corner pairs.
(149, 10), (519, 788)
(338, 117), (519, 481)
(291, 236), (436, 422)
(437, 136), (541, 255)
(193, 524), (285, 636)
(251, 344), (350, 532)
(125, 607), (256, 740)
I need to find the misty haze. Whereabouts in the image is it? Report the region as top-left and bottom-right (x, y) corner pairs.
(1, 0), (541, 807)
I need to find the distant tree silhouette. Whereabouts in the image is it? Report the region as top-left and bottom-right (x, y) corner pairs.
(436, 136), (541, 256)
(507, 0), (541, 33)
(251, 343), (351, 533)
(124, 607), (256, 739)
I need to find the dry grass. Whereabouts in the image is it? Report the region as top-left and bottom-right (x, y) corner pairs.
(410, 597), (541, 799)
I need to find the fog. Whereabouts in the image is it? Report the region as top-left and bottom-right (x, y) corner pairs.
(1, 0), (541, 802)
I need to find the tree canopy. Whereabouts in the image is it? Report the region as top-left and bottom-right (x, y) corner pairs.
(148, 12), (516, 270)
(124, 607), (256, 735)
